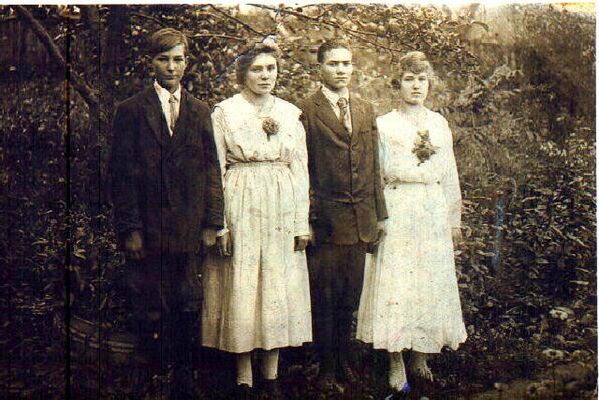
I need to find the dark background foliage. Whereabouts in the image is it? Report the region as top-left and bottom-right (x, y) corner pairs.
(1, 4), (595, 399)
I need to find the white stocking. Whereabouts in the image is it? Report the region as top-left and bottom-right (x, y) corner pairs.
(260, 349), (279, 380)
(236, 352), (253, 387)
(389, 351), (408, 391)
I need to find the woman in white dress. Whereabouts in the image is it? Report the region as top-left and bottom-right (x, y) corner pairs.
(357, 51), (467, 395)
(201, 40), (312, 396)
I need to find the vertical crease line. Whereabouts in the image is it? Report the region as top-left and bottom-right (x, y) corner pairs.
(64, 15), (73, 400)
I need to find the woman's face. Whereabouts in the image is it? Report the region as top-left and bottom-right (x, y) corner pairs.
(398, 71), (429, 106)
(244, 53), (278, 96)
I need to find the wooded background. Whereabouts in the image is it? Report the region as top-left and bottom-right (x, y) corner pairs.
(0, 4), (596, 399)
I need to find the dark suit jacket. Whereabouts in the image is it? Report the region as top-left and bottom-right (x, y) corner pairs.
(299, 90), (387, 245)
(110, 87), (224, 255)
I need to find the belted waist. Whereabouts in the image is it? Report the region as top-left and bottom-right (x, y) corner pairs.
(227, 160), (290, 169)
(384, 180), (441, 189)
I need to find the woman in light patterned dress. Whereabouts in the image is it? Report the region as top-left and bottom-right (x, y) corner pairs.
(357, 51), (467, 396)
(201, 40), (311, 398)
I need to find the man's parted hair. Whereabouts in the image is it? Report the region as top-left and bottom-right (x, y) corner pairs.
(317, 39), (352, 63)
(147, 28), (189, 57)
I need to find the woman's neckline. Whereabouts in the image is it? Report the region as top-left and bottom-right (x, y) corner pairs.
(240, 90), (275, 113)
(394, 106), (429, 129)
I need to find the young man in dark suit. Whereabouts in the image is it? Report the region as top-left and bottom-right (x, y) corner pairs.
(110, 28), (224, 399)
(299, 39), (388, 390)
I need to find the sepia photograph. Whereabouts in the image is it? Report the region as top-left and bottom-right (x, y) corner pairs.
(0, 2), (596, 399)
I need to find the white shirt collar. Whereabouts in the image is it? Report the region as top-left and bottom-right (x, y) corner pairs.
(153, 80), (181, 102)
(321, 85), (349, 107)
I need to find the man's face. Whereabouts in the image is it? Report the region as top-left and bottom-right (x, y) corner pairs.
(319, 47), (354, 91)
(151, 44), (187, 92)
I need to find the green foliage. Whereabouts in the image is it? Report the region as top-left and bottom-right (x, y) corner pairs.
(509, 4), (595, 142)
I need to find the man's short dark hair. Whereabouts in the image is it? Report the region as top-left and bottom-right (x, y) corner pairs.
(147, 28), (189, 57)
(317, 39), (352, 63)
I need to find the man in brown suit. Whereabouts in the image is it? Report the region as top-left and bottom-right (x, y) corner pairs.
(110, 28), (224, 399)
(299, 39), (387, 389)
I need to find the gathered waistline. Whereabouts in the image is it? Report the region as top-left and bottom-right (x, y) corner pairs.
(227, 160), (290, 169)
(385, 180), (441, 189)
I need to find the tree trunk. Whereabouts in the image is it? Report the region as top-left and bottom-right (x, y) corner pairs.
(103, 6), (130, 77)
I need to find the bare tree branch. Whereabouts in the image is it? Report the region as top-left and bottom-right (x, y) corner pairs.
(249, 4), (376, 36)
(130, 11), (246, 41)
(193, 33), (245, 41)
(249, 4), (416, 52)
(80, 5), (100, 35)
(130, 11), (167, 27)
(208, 4), (270, 37)
(14, 5), (99, 108)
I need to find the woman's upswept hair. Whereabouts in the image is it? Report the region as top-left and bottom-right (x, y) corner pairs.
(235, 40), (282, 86)
(393, 51), (438, 92)
(147, 28), (189, 57)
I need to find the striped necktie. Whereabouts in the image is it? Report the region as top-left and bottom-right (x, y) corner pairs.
(337, 97), (351, 133)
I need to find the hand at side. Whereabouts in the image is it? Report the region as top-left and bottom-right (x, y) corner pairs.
(125, 230), (145, 260)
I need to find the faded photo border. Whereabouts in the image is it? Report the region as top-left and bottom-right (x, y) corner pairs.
(0, 2), (596, 399)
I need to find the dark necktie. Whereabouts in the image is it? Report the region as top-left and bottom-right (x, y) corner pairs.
(337, 97), (351, 133)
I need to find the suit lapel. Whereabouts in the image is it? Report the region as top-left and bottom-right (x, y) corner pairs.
(142, 87), (170, 146)
(349, 98), (366, 167)
(313, 90), (350, 141)
(350, 97), (364, 137)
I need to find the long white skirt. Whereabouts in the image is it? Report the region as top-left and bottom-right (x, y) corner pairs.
(202, 163), (312, 353)
(357, 183), (467, 353)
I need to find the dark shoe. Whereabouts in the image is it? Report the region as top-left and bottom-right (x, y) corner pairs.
(235, 383), (254, 400)
(259, 379), (284, 399)
(317, 373), (345, 394)
(338, 360), (358, 384)
(384, 382), (411, 400)
(170, 365), (196, 400)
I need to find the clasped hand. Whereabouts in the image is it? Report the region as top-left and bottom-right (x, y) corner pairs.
(451, 227), (462, 244)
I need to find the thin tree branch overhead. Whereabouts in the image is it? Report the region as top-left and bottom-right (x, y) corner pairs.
(14, 5), (99, 108)
(249, 4), (416, 52)
(130, 12), (167, 27)
(128, 13), (244, 42)
(208, 4), (270, 37)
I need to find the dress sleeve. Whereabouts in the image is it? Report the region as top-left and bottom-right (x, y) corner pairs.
(439, 118), (462, 229)
(370, 106), (388, 221)
(377, 117), (389, 187)
(299, 103), (319, 227)
(211, 106), (230, 236)
(290, 118), (311, 236)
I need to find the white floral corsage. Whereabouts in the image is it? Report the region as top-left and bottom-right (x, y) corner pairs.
(412, 129), (439, 165)
(262, 117), (280, 140)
